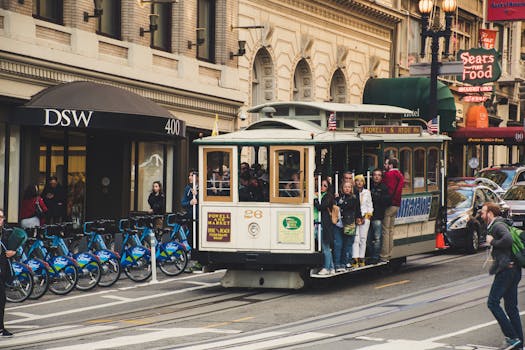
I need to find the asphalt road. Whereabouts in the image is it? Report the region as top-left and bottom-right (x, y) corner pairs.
(1, 249), (523, 350)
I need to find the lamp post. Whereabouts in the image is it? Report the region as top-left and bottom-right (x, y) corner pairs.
(419, 0), (457, 123)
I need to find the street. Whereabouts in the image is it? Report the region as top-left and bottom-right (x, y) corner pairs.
(0, 249), (523, 350)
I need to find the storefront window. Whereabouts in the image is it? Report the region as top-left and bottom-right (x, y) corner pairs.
(67, 139), (86, 225)
(0, 124), (5, 211)
(204, 149), (231, 201)
(133, 142), (166, 212)
(8, 126), (20, 223)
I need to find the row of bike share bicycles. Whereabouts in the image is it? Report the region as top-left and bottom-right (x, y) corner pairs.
(4, 213), (192, 303)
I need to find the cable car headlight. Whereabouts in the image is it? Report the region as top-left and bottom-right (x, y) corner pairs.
(449, 215), (469, 230)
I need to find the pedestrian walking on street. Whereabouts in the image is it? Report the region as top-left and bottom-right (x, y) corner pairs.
(0, 209), (15, 337)
(148, 181), (165, 215)
(481, 202), (523, 350)
(41, 176), (66, 224)
(20, 184), (47, 229)
(380, 157), (403, 262)
(368, 169), (391, 264)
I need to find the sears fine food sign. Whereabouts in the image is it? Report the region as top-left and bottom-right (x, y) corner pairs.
(395, 195), (432, 225)
(457, 48), (501, 85)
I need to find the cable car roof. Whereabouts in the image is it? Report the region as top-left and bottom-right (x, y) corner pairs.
(247, 101), (413, 114)
(195, 118), (450, 145)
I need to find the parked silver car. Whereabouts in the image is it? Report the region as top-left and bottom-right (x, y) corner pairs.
(502, 182), (525, 228)
(477, 164), (525, 194)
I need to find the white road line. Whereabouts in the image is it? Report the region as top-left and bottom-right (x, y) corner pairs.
(100, 295), (133, 301)
(10, 325), (78, 336)
(45, 327), (239, 350)
(7, 270), (224, 310)
(9, 312), (35, 318)
(356, 336), (386, 342)
(425, 310), (525, 342)
(352, 339), (448, 349)
(0, 325), (116, 348)
(175, 331), (288, 350)
(6, 282), (220, 325)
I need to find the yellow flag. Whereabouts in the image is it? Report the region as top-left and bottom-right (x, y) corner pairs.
(211, 114), (219, 136)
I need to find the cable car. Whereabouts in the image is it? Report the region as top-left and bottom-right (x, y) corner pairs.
(195, 102), (449, 289)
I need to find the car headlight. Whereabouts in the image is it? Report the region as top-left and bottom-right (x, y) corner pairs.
(449, 215), (469, 230)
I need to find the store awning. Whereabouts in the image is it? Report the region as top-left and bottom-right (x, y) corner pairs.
(13, 81), (186, 138)
(451, 127), (525, 145)
(363, 77), (456, 132)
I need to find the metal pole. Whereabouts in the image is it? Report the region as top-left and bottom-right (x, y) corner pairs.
(317, 173), (322, 252)
(429, 33), (439, 123)
(192, 172), (197, 250)
(150, 230), (158, 283)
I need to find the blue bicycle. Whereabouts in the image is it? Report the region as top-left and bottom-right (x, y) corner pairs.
(118, 219), (151, 282)
(45, 224), (101, 291)
(26, 227), (79, 295)
(134, 216), (188, 276)
(82, 220), (121, 287)
(14, 242), (50, 300)
(5, 259), (33, 303)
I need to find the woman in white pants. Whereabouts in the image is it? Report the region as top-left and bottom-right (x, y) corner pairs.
(353, 175), (373, 267)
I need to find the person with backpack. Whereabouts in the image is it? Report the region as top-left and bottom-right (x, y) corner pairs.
(481, 202), (523, 350)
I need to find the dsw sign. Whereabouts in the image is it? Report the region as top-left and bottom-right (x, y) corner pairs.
(44, 109), (93, 127)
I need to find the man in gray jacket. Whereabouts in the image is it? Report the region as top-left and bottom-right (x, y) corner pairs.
(482, 202), (523, 350)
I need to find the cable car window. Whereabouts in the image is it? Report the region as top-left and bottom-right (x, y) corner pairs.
(239, 146), (269, 202)
(428, 147), (439, 191)
(400, 148), (412, 193)
(270, 146), (305, 203)
(413, 148), (426, 192)
(204, 149), (232, 201)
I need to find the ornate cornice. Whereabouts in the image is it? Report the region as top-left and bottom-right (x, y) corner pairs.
(0, 52), (241, 118)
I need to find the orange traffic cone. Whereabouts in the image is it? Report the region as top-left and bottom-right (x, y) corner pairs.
(435, 232), (448, 249)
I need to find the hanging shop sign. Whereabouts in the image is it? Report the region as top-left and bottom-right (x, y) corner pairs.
(487, 0), (525, 21)
(479, 29), (498, 49)
(463, 95), (488, 103)
(457, 48), (501, 85)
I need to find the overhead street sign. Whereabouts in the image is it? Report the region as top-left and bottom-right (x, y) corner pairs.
(409, 61), (464, 77)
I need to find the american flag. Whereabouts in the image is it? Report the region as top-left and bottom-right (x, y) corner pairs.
(427, 117), (439, 134)
(328, 112), (337, 131)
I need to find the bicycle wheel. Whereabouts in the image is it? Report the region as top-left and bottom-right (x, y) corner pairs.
(98, 257), (121, 287)
(29, 266), (49, 300)
(6, 265), (33, 303)
(158, 249), (188, 277)
(49, 264), (78, 295)
(76, 260), (102, 291)
(124, 256), (152, 282)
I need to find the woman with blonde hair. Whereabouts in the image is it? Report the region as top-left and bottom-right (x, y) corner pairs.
(353, 175), (373, 268)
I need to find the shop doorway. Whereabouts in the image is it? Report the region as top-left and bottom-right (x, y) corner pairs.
(39, 130), (86, 224)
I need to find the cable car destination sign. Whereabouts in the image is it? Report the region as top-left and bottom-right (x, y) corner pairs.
(457, 48), (501, 85)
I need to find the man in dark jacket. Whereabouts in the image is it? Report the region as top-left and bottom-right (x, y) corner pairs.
(0, 209), (14, 337)
(368, 169), (391, 264)
(482, 202), (523, 349)
(41, 176), (66, 224)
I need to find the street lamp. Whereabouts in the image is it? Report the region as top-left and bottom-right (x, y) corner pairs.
(419, 0), (457, 123)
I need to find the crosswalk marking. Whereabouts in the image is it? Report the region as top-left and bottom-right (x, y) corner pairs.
(44, 327), (240, 350)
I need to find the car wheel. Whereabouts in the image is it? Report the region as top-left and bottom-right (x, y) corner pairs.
(466, 227), (479, 254)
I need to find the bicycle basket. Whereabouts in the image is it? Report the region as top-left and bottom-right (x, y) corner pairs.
(7, 227), (28, 251)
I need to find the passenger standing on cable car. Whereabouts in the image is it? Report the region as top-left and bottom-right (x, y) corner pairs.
(381, 157), (404, 262)
(353, 175), (372, 268)
(335, 181), (361, 272)
(314, 178), (335, 275)
(368, 169), (391, 264)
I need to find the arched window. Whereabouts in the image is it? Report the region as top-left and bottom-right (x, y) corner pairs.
(252, 48), (274, 106)
(413, 148), (426, 192)
(400, 148), (412, 194)
(293, 59), (312, 101)
(427, 147), (439, 191)
(329, 69), (347, 103)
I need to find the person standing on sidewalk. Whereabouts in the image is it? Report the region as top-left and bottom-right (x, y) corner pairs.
(481, 202), (523, 350)
(0, 209), (15, 337)
(181, 170), (201, 272)
(368, 169), (391, 264)
(380, 157), (403, 262)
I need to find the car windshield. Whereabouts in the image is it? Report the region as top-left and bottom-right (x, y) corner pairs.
(503, 185), (525, 200)
(478, 169), (516, 190)
(447, 188), (473, 209)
